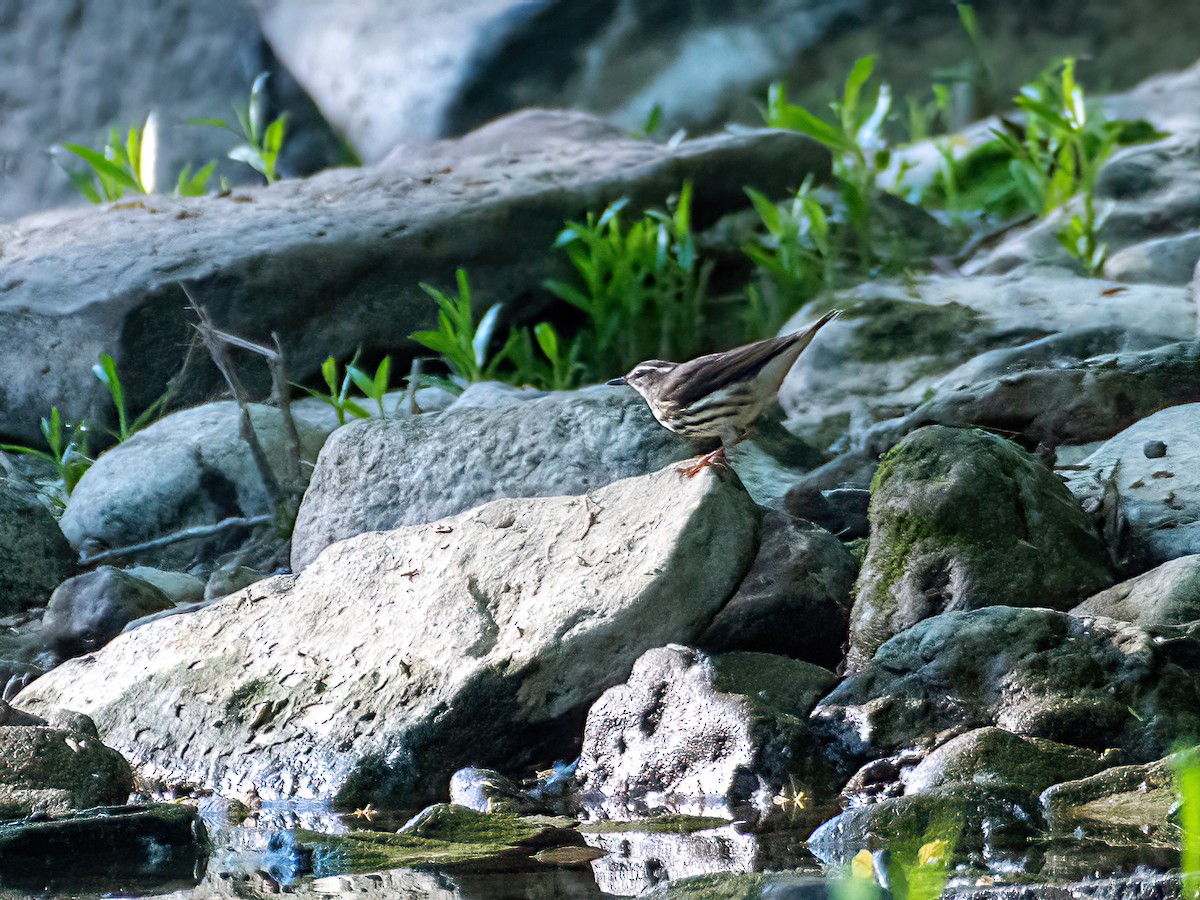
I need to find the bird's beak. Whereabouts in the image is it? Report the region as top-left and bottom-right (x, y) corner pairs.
(606, 376), (627, 386)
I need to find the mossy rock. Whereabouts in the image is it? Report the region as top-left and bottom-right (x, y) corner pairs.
(840, 297), (984, 365)
(296, 804), (568, 872)
(847, 426), (1113, 670)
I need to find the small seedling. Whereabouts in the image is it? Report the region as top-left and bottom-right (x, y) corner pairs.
(546, 182), (711, 377)
(301, 354), (371, 425)
(193, 72), (287, 184)
(410, 268), (504, 386)
(346, 356), (393, 417)
(55, 112), (159, 203)
(742, 176), (833, 337)
(0, 407), (92, 499)
(93, 353), (169, 442)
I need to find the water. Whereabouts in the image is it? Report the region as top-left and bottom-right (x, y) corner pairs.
(0, 799), (1178, 899)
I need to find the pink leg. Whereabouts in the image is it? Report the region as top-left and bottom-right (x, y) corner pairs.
(677, 445), (730, 478)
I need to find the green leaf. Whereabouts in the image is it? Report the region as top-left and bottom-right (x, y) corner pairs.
(62, 144), (141, 193)
(842, 55), (877, 121)
(188, 117), (233, 130)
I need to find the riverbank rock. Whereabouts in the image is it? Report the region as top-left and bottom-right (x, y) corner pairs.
(41, 567), (174, 658)
(1066, 403), (1200, 568)
(814, 607), (1200, 775)
(291, 388), (700, 570)
(0, 719), (133, 818)
(577, 646), (837, 822)
(696, 512), (857, 669)
(808, 781), (1041, 867)
(865, 340), (1200, 457)
(0, 481), (75, 614)
(1072, 555), (1200, 625)
(902, 728), (1111, 798)
(17, 466), (760, 807)
(0, 109), (827, 445)
(0, 804), (205, 895)
(776, 274), (1192, 448)
(60, 402), (329, 570)
(846, 427), (1113, 670)
(1041, 755), (1177, 846)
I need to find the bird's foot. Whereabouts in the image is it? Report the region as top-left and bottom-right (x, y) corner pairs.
(677, 445), (729, 478)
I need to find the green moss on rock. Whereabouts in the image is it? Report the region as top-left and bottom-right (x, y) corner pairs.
(296, 804), (555, 872)
(842, 298), (984, 364)
(847, 426), (1113, 670)
(579, 814), (730, 834)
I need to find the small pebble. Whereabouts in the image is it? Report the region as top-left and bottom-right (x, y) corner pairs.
(1144, 440), (1167, 459)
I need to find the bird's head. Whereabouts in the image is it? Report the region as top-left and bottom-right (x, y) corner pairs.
(607, 360), (676, 401)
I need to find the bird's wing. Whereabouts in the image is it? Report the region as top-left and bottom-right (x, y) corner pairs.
(661, 310), (839, 409)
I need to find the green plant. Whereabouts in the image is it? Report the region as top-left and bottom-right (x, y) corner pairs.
(410, 268), (505, 387)
(1174, 747), (1200, 899)
(193, 72), (287, 184)
(764, 56), (892, 269)
(742, 177), (833, 337)
(56, 113), (218, 203)
(301, 354), (371, 425)
(0, 408), (91, 498)
(93, 353), (168, 442)
(55, 113), (159, 204)
(347, 356), (394, 418)
(545, 182), (711, 376)
(174, 161), (218, 198)
(498, 322), (584, 391)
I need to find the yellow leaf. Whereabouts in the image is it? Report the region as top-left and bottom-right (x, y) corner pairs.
(918, 839), (950, 867)
(851, 849), (875, 880)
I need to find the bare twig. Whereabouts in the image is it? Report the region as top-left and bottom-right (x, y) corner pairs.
(405, 357), (423, 416)
(270, 332), (305, 490)
(179, 284), (302, 534)
(79, 515), (273, 566)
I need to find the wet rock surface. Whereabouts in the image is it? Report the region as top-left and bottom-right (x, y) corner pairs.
(1073, 555), (1200, 624)
(577, 645), (837, 821)
(846, 427), (1113, 669)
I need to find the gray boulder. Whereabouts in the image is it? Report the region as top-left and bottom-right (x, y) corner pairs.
(777, 274), (1192, 447)
(847, 427), (1113, 670)
(576, 645), (837, 821)
(866, 340), (1200, 456)
(807, 781), (1040, 868)
(291, 388), (700, 571)
(814, 607), (1200, 774)
(42, 567), (174, 657)
(0, 722), (133, 818)
(17, 466), (760, 807)
(901, 728), (1110, 798)
(61, 402), (329, 570)
(0, 108), (827, 445)
(1072, 555), (1200, 625)
(0, 481), (75, 614)
(697, 512), (857, 669)
(1066, 403), (1200, 567)
(0, 0), (340, 220)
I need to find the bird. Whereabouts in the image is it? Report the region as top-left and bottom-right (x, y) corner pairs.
(607, 309), (839, 476)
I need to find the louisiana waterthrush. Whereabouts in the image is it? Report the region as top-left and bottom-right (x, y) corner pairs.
(608, 309), (839, 474)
